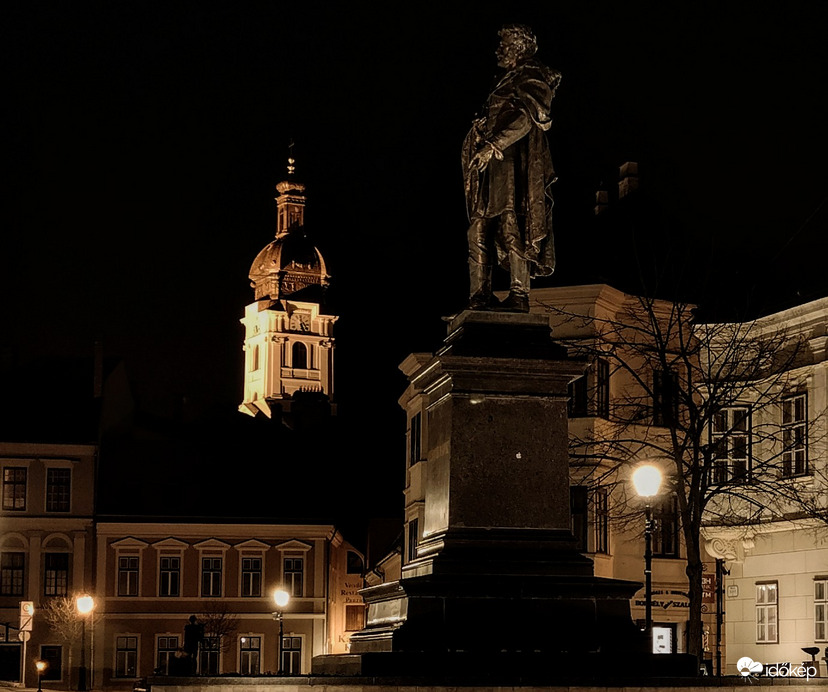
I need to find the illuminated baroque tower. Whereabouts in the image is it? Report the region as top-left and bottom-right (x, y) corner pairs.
(239, 159), (337, 420)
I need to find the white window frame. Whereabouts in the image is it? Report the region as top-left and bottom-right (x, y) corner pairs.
(199, 635), (221, 675)
(712, 406), (751, 483)
(117, 555), (141, 597)
(756, 581), (778, 643)
(155, 634), (180, 676)
(240, 556), (263, 598)
(816, 579), (827, 642)
(2, 464), (28, 512)
(44, 463), (72, 513)
(158, 555), (181, 597)
(238, 634), (262, 675)
(193, 540), (230, 598)
(280, 633), (303, 675)
(114, 634), (140, 678)
(275, 540), (311, 598)
(781, 393), (808, 476)
(43, 551), (71, 597)
(200, 556), (223, 598)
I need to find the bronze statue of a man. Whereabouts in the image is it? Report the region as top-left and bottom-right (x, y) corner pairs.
(463, 24), (562, 312)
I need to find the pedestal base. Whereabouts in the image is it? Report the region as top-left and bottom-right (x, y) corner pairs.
(346, 566), (645, 656)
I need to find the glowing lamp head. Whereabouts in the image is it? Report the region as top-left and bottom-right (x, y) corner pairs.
(632, 464), (663, 498)
(273, 589), (290, 608)
(35, 660), (47, 674)
(76, 595), (95, 615)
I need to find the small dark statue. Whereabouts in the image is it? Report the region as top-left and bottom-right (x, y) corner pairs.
(463, 24), (561, 312)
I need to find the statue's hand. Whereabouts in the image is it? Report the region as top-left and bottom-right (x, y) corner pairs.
(470, 143), (502, 171)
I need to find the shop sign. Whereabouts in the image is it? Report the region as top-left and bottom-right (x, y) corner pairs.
(634, 589), (689, 610)
(702, 563), (716, 604)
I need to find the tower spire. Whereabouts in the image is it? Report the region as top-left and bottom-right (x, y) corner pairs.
(287, 138), (296, 177)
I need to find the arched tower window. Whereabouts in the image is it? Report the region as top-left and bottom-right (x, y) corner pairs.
(292, 342), (308, 369)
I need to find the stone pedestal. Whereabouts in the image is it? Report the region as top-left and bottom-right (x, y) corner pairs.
(314, 312), (693, 678)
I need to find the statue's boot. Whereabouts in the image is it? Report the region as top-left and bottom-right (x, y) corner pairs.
(498, 252), (530, 312)
(468, 261), (494, 310)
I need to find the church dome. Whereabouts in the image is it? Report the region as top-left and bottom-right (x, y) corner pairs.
(248, 173), (330, 302)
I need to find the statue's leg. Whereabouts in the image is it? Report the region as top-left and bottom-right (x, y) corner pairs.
(498, 212), (530, 312)
(503, 251), (530, 312)
(467, 217), (494, 310)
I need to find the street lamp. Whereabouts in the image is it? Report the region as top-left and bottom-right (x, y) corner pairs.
(35, 659), (47, 692)
(632, 464), (663, 654)
(272, 589), (290, 675)
(76, 595), (95, 692)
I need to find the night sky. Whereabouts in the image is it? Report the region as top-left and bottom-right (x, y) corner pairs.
(4, 2), (828, 532)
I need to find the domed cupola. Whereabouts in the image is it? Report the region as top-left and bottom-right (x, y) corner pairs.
(249, 166), (330, 303)
(239, 156), (338, 422)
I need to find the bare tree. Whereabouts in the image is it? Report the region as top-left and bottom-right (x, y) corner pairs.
(40, 596), (102, 674)
(539, 288), (824, 662)
(199, 601), (238, 656)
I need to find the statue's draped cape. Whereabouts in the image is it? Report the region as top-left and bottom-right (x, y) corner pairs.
(463, 60), (561, 276)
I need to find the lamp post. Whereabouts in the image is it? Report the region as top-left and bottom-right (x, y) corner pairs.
(35, 660), (47, 692)
(76, 595), (95, 691)
(632, 464), (663, 654)
(272, 589), (290, 675)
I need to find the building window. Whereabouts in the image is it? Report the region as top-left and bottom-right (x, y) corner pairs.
(756, 581), (778, 643)
(712, 406), (751, 483)
(593, 488), (609, 554)
(118, 556), (139, 596)
(284, 557), (303, 597)
(345, 605), (365, 632)
(816, 579), (828, 642)
(115, 636), (138, 678)
(199, 636), (220, 675)
(45, 468), (71, 512)
(0, 552), (24, 596)
(407, 518), (419, 563)
(156, 636), (179, 676)
(595, 359), (610, 418)
(568, 372), (588, 417)
(241, 557), (262, 597)
(346, 551), (363, 575)
(201, 557), (222, 597)
(568, 359), (610, 418)
(281, 636), (302, 675)
(653, 369), (679, 427)
(239, 636), (260, 675)
(570, 486), (588, 552)
(2, 467), (27, 511)
(653, 495), (680, 558)
(44, 553), (69, 597)
(159, 557), (180, 597)
(292, 342), (308, 369)
(409, 412), (422, 466)
(248, 344), (259, 372)
(40, 645), (62, 681)
(782, 394), (808, 476)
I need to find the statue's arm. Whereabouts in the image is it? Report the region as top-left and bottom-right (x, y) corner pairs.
(487, 72), (557, 151)
(486, 105), (533, 153)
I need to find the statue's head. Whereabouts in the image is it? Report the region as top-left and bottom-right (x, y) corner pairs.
(496, 24), (537, 69)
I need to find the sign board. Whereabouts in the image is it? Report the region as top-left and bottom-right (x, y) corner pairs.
(18, 631), (30, 642)
(19, 602), (34, 632)
(702, 565), (716, 604)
